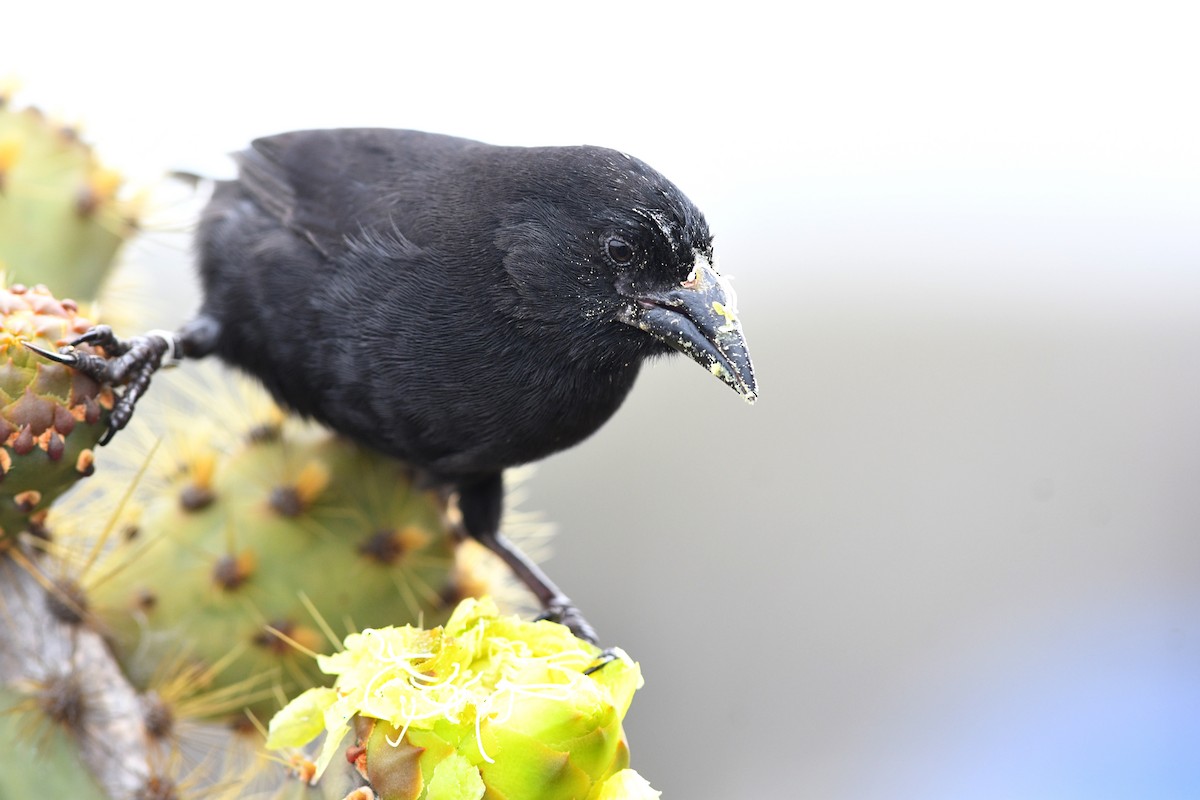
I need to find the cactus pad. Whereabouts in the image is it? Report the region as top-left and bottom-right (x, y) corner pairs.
(0, 99), (139, 301)
(89, 391), (495, 722)
(0, 283), (110, 548)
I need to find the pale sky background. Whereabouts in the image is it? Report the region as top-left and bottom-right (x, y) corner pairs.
(5, 2), (1200, 798)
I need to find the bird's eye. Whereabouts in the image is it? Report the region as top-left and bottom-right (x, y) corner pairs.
(604, 235), (636, 266)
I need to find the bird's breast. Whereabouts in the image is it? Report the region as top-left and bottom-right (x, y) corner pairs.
(401, 354), (644, 478)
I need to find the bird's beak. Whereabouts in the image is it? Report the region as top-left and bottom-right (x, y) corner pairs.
(619, 253), (758, 402)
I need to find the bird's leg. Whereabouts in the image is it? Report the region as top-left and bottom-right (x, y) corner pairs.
(457, 473), (599, 644)
(24, 315), (221, 445)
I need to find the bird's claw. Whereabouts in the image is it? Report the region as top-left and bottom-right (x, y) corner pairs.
(21, 341), (80, 366)
(537, 600), (599, 645)
(25, 326), (178, 446)
(67, 324), (129, 354)
(583, 648), (620, 675)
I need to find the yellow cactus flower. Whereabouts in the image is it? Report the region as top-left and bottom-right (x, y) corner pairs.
(268, 597), (656, 800)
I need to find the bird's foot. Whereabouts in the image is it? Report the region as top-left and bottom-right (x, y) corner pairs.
(24, 326), (179, 445)
(537, 600), (599, 645)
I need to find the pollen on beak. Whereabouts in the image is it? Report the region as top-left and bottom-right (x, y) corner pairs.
(619, 253), (757, 402)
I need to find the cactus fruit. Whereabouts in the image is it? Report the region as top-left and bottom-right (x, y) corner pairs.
(0, 282), (110, 549)
(0, 97), (139, 301)
(88, 378), (498, 723)
(268, 597), (657, 800)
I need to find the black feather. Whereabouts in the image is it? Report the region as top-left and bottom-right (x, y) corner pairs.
(56, 126), (761, 641)
(197, 128), (710, 480)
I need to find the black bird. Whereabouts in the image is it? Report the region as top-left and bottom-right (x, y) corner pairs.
(32, 129), (757, 642)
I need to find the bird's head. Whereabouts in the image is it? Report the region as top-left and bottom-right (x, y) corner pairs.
(496, 146), (757, 403)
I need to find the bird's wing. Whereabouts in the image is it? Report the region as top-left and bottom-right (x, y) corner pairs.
(235, 128), (479, 259)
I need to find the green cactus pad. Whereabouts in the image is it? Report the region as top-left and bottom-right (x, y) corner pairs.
(0, 100), (139, 301)
(89, 403), (490, 723)
(0, 283), (110, 547)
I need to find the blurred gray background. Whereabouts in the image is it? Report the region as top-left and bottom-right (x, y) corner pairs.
(6, 2), (1199, 798)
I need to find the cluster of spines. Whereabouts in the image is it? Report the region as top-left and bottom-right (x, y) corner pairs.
(0, 544), (205, 799)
